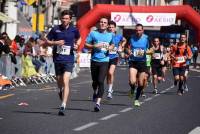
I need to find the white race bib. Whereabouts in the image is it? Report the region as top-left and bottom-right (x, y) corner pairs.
(56, 45), (71, 55)
(153, 53), (161, 59)
(133, 49), (144, 57)
(98, 42), (109, 51)
(109, 47), (117, 54)
(176, 56), (185, 63)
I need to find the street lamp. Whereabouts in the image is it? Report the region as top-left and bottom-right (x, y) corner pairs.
(52, 0), (57, 26)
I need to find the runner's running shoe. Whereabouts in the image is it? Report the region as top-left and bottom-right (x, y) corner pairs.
(134, 100), (141, 107)
(94, 104), (100, 112)
(153, 88), (158, 94)
(107, 92), (112, 99)
(184, 84), (189, 92)
(58, 106), (66, 116)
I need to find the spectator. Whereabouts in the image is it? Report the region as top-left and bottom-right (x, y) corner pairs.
(0, 34), (10, 56)
(191, 43), (199, 68)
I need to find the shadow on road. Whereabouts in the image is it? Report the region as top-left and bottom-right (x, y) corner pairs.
(13, 110), (57, 116)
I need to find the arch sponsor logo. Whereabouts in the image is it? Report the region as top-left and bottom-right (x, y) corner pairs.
(111, 12), (176, 26)
(146, 15), (154, 22)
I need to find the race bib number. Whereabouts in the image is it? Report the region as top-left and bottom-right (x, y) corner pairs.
(177, 56), (185, 63)
(56, 45), (71, 55)
(133, 49), (145, 57)
(98, 42), (109, 51)
(109, 47), (117, 54)
(153, 53), (161, 59)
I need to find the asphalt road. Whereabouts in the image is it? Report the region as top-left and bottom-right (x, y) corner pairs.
(0, 66), (200, 134)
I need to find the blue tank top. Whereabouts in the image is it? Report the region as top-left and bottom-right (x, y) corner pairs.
(129, 34), (149, 62)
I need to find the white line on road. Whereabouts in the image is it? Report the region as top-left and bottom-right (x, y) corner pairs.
(154, 94), (160, 97)
(71, 81), (92, 86)
(144, 97), (152, 101)
(119, 107), (133, 113)
(72, 84), (176, 131)
(73, 122), (99, 131)
(160, 90), (166, 94)
(190, 68), (200, 72)
(0, 117), (3, 120)
(189, 127), (200, 134)
(100, 114), (119, 121)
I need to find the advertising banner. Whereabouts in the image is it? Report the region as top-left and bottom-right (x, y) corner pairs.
(111, 12), (176, 26)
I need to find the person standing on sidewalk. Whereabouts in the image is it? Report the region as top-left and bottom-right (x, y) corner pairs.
(106, 20), (127, 99)
(44, 10), (81, 115)
(127, 23), (149, 107)
(170, 33), (192, 95)
(85, 17), (114, 112)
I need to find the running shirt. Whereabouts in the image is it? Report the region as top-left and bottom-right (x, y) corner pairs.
(151, 45), (163, 65)
(129, 34), (149, 62)
(86, 30), (114, 62)
(171, 44), (192, 67)
(47, 25), (80, 63)
(108, 34), (123, 59)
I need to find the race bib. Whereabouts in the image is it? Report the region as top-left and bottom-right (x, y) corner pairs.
(153, 53), (161, 59)
(56, 45), (71, 55)
(109, 47), (117, 54)
(133, 48), (145, 57)
(98, 42), (109, 51)
(176, 56), (185, 63)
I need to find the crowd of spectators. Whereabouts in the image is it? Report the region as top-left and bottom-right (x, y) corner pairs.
(0, 32), (55, 90)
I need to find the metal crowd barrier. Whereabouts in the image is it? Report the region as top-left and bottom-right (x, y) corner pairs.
(0, 52), (80, 90)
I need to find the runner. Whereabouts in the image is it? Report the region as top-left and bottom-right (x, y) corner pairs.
(140, 51), (151, 98)
(170, 33), (192, 95)
(127, 23), (149, 107)
(161, 46), (168, 82)
(107, 20), (127, 99)
(85, 17), (114, 112)
(184, 58), (191, 92)
(191, 43), (199, 68)
(44, 10), (81, 115)
(150, 37), (165, 94)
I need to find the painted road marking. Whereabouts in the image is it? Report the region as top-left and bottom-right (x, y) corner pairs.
(73, 122), (99, 131)
(154, 94), (160, 97)
(99, 114), (119, 121)
(0, 117), (3, 120)
(190, 68), (200, 73)
(71, 84), (174, 131)
(189, 127), (200, 134)
(71, 81), (92, 86)
(0, 94), (14, 100)
(144, 97), (152, 101)
(119, 107), (133, 113)
(160, 90), (166, 94)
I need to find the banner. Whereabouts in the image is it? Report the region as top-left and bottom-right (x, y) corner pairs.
(79, 53), (91, 67)
(111, 12), (176, 26)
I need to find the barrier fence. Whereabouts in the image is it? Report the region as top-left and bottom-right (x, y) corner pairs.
(0, 51), (101, 90)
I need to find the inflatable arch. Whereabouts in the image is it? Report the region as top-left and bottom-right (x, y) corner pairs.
(77, 4), (200, 51)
